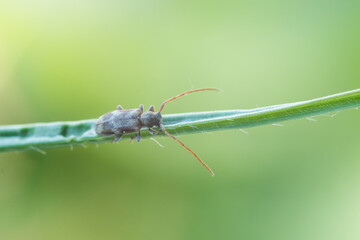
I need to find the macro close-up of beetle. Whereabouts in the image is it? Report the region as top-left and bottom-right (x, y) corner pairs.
(95, 88), (219, 176)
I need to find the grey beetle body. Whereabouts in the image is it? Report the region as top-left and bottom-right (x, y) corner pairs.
(95, 88), (219, 176)
(95, 104), (162, 142)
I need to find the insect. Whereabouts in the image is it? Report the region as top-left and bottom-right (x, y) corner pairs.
(95, 88), (219, 176)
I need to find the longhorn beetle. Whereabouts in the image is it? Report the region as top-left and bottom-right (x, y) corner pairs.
(95, 88), (219, 176)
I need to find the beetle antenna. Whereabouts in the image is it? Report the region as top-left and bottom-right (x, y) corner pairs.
(158, 88), (220, 113)
(161, 127), (214, 176)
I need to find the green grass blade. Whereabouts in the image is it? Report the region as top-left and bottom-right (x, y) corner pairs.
(1, 89), (359, 153)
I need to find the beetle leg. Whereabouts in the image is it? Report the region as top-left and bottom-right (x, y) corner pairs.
(136, 130), (141, 142)
(139, 104), (144, 113)
(148, 127), (155, 134)
(113, 134), (122, 143)
(148, 105), (155, 112)
(148, 127), (158, 135)
(116, 105), (123, 110)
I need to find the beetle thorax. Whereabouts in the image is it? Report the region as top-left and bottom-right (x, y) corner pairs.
(140, 111), (162, 128)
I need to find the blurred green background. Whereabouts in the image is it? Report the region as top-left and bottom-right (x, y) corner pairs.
(1, 0), (360, 239)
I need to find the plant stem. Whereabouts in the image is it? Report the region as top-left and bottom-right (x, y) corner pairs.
(1, 89), (359, 153)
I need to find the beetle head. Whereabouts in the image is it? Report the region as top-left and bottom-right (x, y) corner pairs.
(140, 111), (162, 127)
